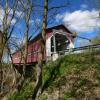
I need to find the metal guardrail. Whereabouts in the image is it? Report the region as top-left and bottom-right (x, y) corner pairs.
(47, 44), (100, 62)
(55, 44), (100, 55)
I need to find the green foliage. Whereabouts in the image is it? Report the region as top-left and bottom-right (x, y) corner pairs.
(78, 79), (87, 87)
(64, 90), (76, 99)
(41, 51), (100, 99)
(92, 36), (100, 44)
(8, 78), (34, 100)
(39, 94), (47, 100)
(8, 92), (18, 100)
(9, 51), (100, 100)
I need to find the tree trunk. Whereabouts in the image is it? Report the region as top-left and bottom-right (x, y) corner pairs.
(16, 0), (32, 91)
(0, 33), (5, 92)
(32, 0), (48, 99)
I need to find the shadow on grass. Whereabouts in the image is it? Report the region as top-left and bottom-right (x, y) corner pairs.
(42, 58), (63, 92)
(42, 51), (100, 94)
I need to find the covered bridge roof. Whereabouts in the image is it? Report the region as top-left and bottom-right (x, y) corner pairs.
(29, 24), (72, 45)
(12, 24), (73, 55)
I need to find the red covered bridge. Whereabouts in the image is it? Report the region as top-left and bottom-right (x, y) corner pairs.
(12, 24), (75, 65)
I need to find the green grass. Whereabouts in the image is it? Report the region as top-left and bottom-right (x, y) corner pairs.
(8, 78), (34, 100)
(8, 51), (100, 100)
(40, 51), (100, 99)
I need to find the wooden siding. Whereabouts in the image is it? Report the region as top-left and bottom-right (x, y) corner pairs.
(12, 25), (74, 64)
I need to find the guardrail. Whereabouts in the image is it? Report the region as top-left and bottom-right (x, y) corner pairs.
(52, 44), (100, 56)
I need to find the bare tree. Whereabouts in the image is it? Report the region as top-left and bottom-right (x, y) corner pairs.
(0, 0), (23, 93)
(22, 0), (32, 77)
(15, 0), (33, 91)
(32, 0), (48, 99)
(32, 0), (69, 99)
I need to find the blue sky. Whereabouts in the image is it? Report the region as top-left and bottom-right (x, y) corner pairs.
(0, 0), (100, 48)
(54, 0), (100, 47)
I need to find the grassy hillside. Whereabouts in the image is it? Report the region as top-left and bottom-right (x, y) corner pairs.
(9, 51), (100, 100)
(41, 51), (100, 100)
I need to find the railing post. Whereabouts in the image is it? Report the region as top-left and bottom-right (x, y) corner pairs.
(53, 29), (56, 53)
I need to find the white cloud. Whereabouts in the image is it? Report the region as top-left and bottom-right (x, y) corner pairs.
(9, 8), (24, 18)
(80, 4), (88, 9)
(35, 19), (41, 25)
(29, 20), (34, 25)
(56, 10), (100, 33)
(0, 7), (5, 24)
(0, 7), (17, 29)
(11, 18), (16, 25)
(29, 19), (41, 26)
(15, 11), (24, 18)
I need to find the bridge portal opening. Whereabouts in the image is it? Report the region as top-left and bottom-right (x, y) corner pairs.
(51, 33), (69, 53)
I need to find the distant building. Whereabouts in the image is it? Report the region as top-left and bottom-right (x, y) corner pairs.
(12, 24), (76, 65)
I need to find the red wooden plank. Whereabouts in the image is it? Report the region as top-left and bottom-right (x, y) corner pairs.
(12, 25), (74, 65)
